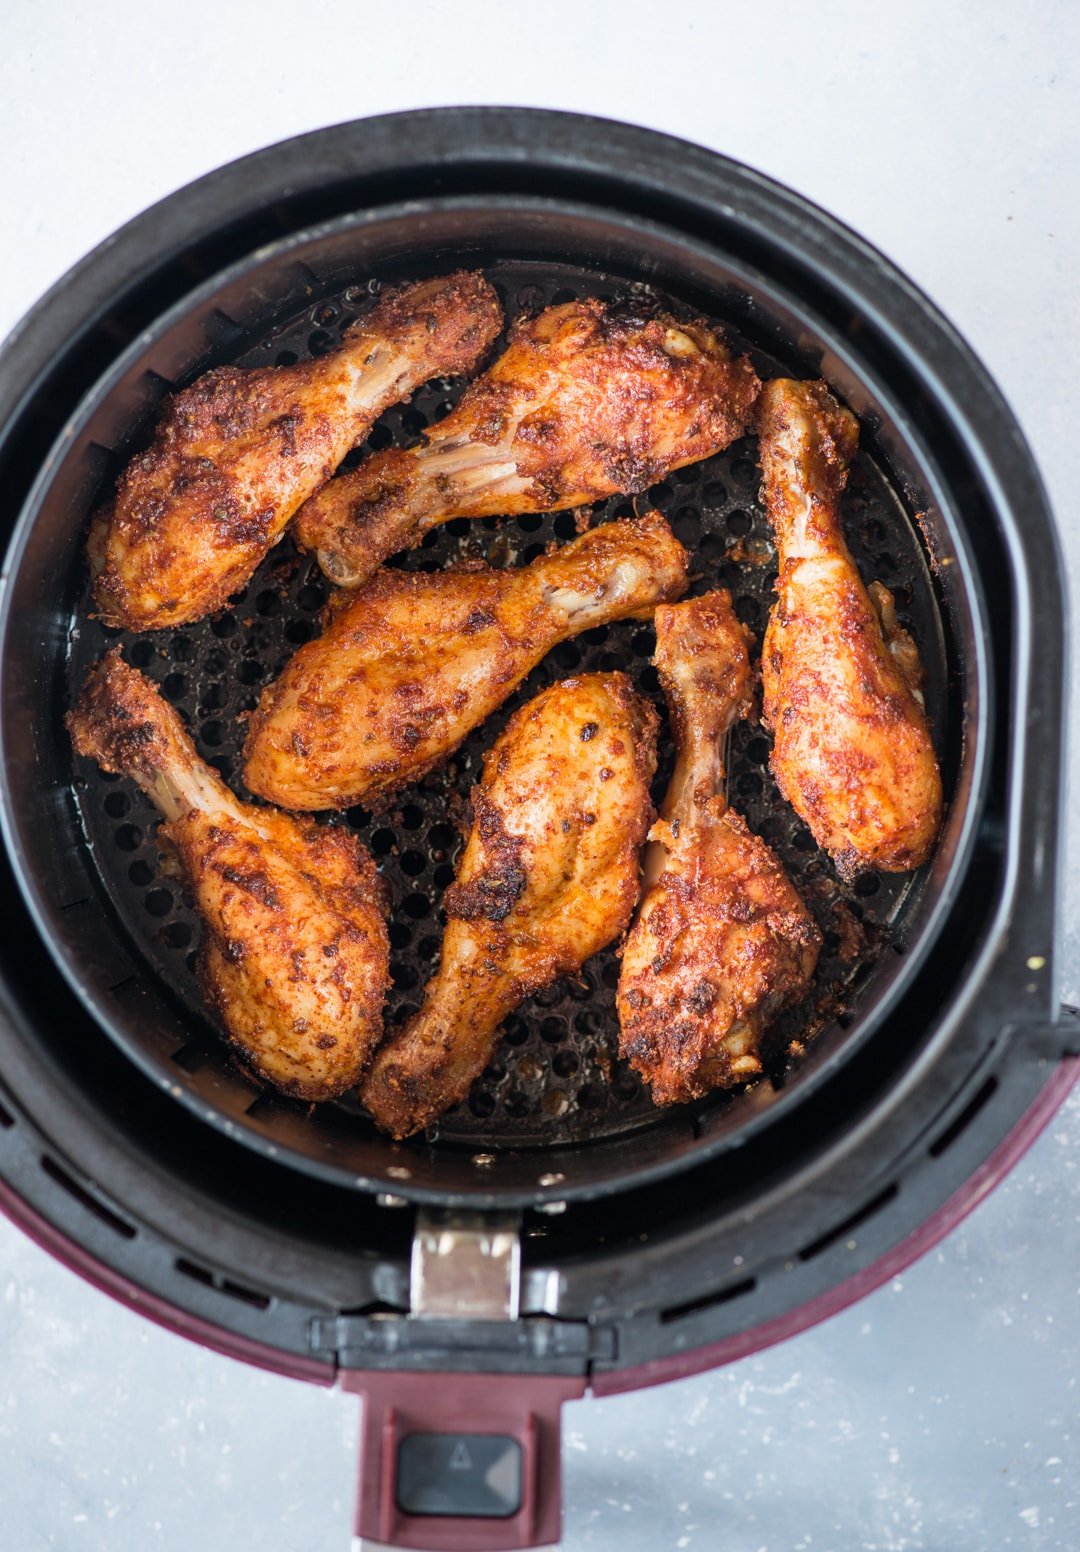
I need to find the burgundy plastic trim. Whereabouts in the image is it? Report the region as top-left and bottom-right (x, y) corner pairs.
(593, 1054), (1080, 1396)
(342, 1368), (584, 1550)
(4, 1061), (1073, 1415)
(0, 1177), (335, 1387)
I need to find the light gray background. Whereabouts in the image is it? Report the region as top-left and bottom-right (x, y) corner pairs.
(1, 2), (1078, 1548)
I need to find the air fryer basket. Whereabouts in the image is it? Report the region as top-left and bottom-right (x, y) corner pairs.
(0, 110), (1068, 1552)
(2, 199), (972, 1204)
(65, 258), (951, 1163)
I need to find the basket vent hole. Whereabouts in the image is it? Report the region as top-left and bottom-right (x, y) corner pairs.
(502, 1017), (529, 1048)
(176, 1255), (214, 1287)
(392, 962), (419, 991)
(673, 506), (698, 542)
(797, 1182), (899, 1262)
(221, 1278), (271, 1310)
(170, 1041), (210, 1074)
(553, 511), (578, 540)
(40, 1155), (137, 1240)
(388, 922), (411, 951)
(175, 1256), (270, 1309)
(928, 1076), (999, 1158)
(660, 1274), (757, 1325)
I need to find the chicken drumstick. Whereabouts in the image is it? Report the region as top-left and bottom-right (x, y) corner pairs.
(362, 672), (658, 1138)
(293, 297), (761, 587)
(757, 379), (943, 877)
(618, 593), (821, 1105)
(91, 272), (502, 630)
(243, 509), (688, 810)
(67, 650), (390, 1100)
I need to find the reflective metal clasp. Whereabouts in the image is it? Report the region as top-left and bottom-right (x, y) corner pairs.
(409, 1208), (522, 1321)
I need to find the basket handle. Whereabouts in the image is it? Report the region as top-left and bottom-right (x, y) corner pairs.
(341, 1368), (584, 1549)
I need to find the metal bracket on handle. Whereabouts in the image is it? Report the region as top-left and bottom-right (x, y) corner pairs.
(410, 1208), (522, 1321)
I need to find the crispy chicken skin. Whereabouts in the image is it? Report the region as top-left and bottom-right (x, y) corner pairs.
(758, 379), (943, 877)
(362, 673), (658, 1137)
(618, 594), (820, 1104)
(292, 297), (761, 587)
(66, 650), (389, 1100)
(243, 509), (688, 810)
(90, 272), (502, 631)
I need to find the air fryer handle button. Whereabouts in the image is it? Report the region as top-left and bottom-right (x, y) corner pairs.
(396, 1432), (522, 1517)
(343, 1367), (585, 1549)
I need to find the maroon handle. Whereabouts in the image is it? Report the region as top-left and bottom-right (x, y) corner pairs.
(340, 1368), (585, 1549)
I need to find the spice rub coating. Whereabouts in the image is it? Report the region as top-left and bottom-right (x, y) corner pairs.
(243, 509), (688, 810)
(362, 672), (658, 1138)
(757, 378), (943, 877)
(67, 649), (389, 1099)
(91, 272), (502, 630)
(293, 297), (761, 586)
(618, 593), (820, 1104)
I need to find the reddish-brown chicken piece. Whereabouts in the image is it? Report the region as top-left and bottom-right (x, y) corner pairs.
(362, 673), (658, 1138)
(243, 510), (688, 810)
(292, 297), (761, 587)
(90, 272), (501, 630)
(618, 593), (820, 1105)
(758, 379), (943, 877)
(67, 650), (389, 1100)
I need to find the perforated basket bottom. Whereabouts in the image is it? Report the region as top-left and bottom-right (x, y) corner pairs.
(68, 261), (947, 1152)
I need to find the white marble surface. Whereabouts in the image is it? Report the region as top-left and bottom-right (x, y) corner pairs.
(1, 2), (1079, 1547)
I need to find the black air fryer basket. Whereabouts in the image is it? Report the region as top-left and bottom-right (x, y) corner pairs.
(0, 110), (1070, 1549)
